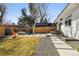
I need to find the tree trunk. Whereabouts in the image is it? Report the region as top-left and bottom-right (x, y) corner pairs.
(33, 20), (36, 34)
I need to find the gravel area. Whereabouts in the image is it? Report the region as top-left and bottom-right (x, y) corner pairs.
(66, 41), (79, 51)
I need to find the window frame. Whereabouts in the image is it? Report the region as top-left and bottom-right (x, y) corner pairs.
(65, 17), (71, 26)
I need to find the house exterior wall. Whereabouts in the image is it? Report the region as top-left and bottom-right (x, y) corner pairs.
(72, 8), (79, 39)
(56, 5), (79, 39)
(56, 12), (72, 37)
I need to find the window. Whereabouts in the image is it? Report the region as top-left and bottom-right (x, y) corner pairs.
(65, 19), (71, 26)
(65, 21), (67, 26)
(68, 19), (71, 25)
(60, 18), (63, 21)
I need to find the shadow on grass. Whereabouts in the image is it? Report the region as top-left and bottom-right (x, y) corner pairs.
(0, 36), (12, 43)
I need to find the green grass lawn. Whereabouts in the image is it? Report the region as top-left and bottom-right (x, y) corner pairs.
(0, 36), (40, 56)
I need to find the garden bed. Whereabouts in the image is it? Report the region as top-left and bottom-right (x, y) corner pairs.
(65, 38), (79, 41)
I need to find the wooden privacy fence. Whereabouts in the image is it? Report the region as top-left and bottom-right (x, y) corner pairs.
(0, 25), (18, 37)
(35, 26), (56, 33)
(0, 24), (56, 37)
(0, 25), (5, 37)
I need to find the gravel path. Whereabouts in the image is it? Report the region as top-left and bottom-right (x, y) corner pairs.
(34, 34), (59, 56)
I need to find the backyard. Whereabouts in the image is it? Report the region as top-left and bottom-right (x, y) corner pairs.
(1, 3), (79, 56)
(0, 36), (40, 56)
(0, 34), (79, 56)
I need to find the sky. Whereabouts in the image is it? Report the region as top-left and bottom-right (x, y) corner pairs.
(4, 3), (67, 25)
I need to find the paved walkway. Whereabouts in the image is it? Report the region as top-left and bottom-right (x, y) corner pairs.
(20, 33), (79, 56)
(34, 34), (59, 56)
(50, 34), (79, 56)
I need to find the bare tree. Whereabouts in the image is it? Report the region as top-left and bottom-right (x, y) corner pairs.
(29, 3), (48, 34)
(0, 4), (6, 24)
(29, 3), (39, 34)
(37, 3), (48, 23)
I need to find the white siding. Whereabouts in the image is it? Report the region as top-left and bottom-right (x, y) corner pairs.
(56, 6), (79, 39)
(72, 8), (79, 39)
